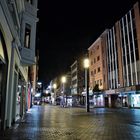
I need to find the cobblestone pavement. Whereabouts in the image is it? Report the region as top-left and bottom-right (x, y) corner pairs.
(1, 105), (140, 140)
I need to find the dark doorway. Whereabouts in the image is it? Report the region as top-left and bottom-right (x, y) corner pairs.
(0, 31), (8, 130)
(105, 97), (109, 107)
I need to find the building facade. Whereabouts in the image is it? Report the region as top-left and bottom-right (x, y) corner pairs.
(88, 31), (108, 107)
(71, 59), (85, 105)
(0, 0), (38, 130)
(105, 2), (140, 108)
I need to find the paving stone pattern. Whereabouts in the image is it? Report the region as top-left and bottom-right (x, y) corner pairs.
(0, 105), (140, 140)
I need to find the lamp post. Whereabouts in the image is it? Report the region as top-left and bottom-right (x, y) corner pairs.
(53, 83), (57, 105)
(61, 76), (66, 107)
(84, 58), (90, 112)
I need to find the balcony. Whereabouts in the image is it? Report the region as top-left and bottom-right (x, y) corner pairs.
(20, 47), (35, 66)
(25, 1), (38, 17)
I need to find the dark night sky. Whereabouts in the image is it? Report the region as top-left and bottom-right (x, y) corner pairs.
(37, 0), (139, 86)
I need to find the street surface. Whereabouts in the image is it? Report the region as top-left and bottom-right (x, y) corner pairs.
(0, 105), (140, 140)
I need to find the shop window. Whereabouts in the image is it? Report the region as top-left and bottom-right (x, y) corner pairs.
(24, 24), (31, 48)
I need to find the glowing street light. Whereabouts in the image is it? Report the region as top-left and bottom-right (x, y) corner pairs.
(83, 58), (90, 112)
(61, 76), (66, 84)
(84, 58), (89, 68)
(53, 83), (57, 89)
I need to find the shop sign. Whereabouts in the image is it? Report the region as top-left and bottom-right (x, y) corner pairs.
(105, 89), (115, 95)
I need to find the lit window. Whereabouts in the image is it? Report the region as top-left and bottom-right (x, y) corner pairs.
(24, 24), (31, 48)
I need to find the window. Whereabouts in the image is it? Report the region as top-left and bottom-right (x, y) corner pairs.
(72, 71), (77, 78)
(72, 79), (77, 85)
(91, 71), (93, 76)
(94, 58), (96, 63)
(97, 45), (99, 50)
(100, 79), (102, 86)
(26, 0), (33, 4)
(94, 69), (96, 74)
(97, 56), (100, 61)
(131, 8), (135, 19)
(98, 67), (100, 72)
(91, 61), (93, 65)
(24, 24), (31, 48)
(94, 81), (96, 85)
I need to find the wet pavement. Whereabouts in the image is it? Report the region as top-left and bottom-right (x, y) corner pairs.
(0, 105), (140, 140)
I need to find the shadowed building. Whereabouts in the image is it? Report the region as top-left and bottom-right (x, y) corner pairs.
(0, 0), (38, 130)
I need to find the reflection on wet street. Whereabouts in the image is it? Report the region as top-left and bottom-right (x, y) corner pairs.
(1, 105), (140, 140)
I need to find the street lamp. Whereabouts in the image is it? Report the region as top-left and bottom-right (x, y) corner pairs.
(61, 76), (66, 84)
(53, 83), (57, 89)
(61, 76), (66, 107)
(83, 58), (90, 112)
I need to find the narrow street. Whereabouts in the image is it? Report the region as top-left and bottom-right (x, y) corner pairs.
(1, 105), (140, 140)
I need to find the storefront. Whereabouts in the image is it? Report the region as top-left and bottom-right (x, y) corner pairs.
(82, 90), (93, 106)
(16, 75), (27, 120)
(16, 85), (21, 121)
(93, 94), (104, 107)
(129, 92), (140, 108)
